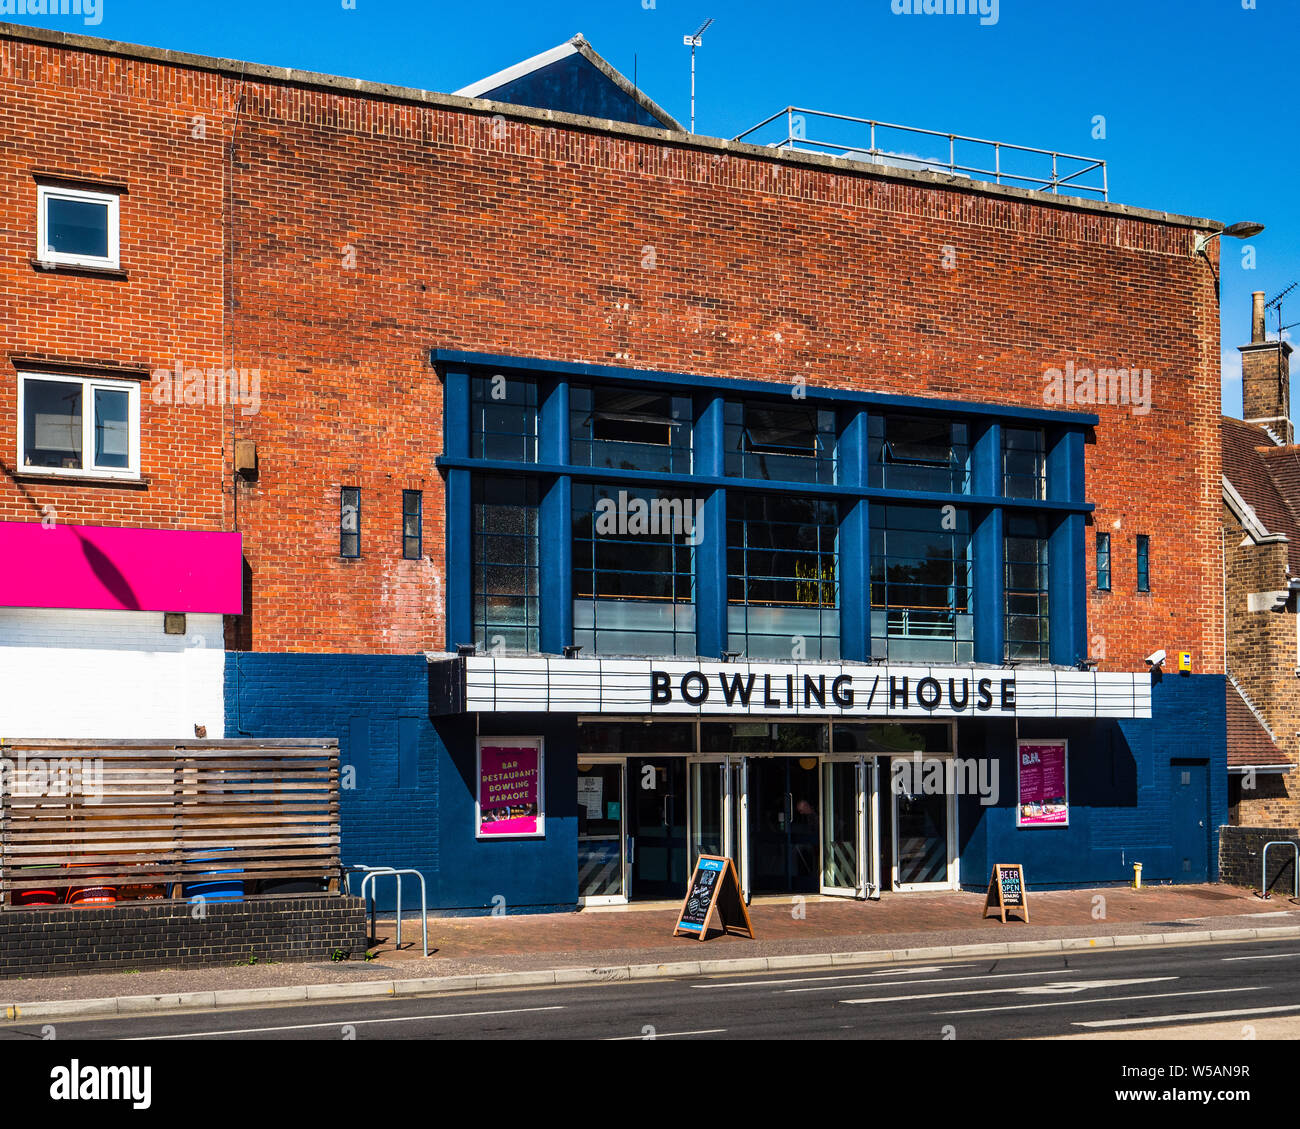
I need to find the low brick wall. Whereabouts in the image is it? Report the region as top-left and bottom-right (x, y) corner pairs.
(0, 896), (368, 980)
(1219, 826), (1300, 892)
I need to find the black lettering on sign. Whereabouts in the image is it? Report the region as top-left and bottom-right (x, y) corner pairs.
(651, 671), (671, 704)
(681, 671), (709, 706)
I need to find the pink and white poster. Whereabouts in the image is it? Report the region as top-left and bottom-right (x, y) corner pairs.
(477, 739), (544, 838)
(1017, 740), (1069, 827)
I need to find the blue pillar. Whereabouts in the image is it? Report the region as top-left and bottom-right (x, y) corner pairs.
(539, 377), (569, 465)
(971, 421), (1003, 664)
(839, 408), (870, 661)
(695, 395), (727, 659)
(1049, 512), (1086, 665)
(443, 369), (473, 651)
(540, 476), (573, 655)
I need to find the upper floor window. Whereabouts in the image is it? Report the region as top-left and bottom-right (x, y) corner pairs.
(1096, 532), (1111, 591)
(1002, 427), (1046, 499)
(870, 504), (973, 663)
(1005, 512), (1050, 662)
(471, 375), (537, 462)
(474, 477), (540, 653)
(37, 184), (119, 270)
(725, 400), (836, 484)
(571, 385), (692, 474)
(18, 372), (138, 478)
(340, 487), (361, 558)
(1136, 534), (1150, 592)
(402, 490), (423, 560)
(868, 413), (970, 494)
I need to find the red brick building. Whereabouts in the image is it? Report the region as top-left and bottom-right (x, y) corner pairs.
(0, 23), (1234, 907)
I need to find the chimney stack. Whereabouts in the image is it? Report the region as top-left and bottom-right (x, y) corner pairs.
(1241, 291), (1294, 445)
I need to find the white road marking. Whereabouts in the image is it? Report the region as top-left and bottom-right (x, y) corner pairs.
(125, 1005), (565, 1040)
(693, 966), (956, 989)
(606, 1029), (726, 1040)
(841, 977), (1175, 1006)
(787, 968), (1071, 995)
(1222, 951), (1300, 961)
(942, 986), (1261, 1016)
(1075, 1002), (1300, 1029)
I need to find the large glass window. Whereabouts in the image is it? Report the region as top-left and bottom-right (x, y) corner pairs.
(571, 385), (692, 474)
(868, 414), (969, 493)
(1005, 512), (1050, 662)
(473, 477), (540, 653)
(870, 504), (973, 662)
(19, 373), (138, 477)
(725, 400), (836, 484)
(572, 483), (697, 657)
(728, 493), (840, 661)
(1003, 427), (1046, 499)
(470, 375), (537, 462)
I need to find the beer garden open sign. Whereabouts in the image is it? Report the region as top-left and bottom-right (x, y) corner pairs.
(984, 864), (1029, 924)
(673, 856), (754, 941)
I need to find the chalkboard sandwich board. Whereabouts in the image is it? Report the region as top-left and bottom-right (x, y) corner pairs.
(983, 864), (1029, 924)
(673, 855), (754, 941)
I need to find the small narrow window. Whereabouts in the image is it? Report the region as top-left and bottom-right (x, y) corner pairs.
(340, 487), (361, 558)
(402, 490), (422, 560)
(1096, 532), (1111, 591)
(37, 184), (120, 269)
(1136, 534), (1150, 592)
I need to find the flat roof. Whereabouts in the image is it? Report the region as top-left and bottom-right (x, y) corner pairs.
(0, 21), (1220, 233)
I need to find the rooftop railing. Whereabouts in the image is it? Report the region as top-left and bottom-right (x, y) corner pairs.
(734, 107), (1108, 201)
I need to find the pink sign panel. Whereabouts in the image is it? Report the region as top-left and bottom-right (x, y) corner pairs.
(477, 742), (543, 837)
(1018, 741), (1068, 827)
(0, 521), (242, 614)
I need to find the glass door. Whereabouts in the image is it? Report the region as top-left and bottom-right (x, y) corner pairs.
(577, 761), (625, 904)
(627, 758), (689, 900)
(820, 759), (866, 897)
(747, 757), (821, 895)
(892, 785), (956, 891)
(689, 760), (728, 865)
(731, 757), (750, 902)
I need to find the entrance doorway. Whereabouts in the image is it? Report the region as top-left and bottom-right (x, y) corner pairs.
(627, 758), (689, 899)
(1170, 761), (1209, 883)
(746, 758), (821, 895)
(891, 785), (956, 890)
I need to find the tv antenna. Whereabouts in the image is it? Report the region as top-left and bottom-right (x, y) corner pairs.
(683, 18), (715, 135)
(1266, 282), (1299, 340)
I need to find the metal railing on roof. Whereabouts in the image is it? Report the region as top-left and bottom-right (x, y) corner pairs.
(734, 107), (1108, 201)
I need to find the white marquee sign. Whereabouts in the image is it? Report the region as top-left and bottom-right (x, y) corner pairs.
(458, 657), (1152, 719)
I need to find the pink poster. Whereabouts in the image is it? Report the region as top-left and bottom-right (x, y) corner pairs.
(477, 742), (543, 837)
(1018, 741), (1068, 827)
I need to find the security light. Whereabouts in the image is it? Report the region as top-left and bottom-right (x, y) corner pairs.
(1193, 221), (1265, 258)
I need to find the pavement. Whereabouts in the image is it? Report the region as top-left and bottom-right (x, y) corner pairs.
(3, 882), (1299, 1022)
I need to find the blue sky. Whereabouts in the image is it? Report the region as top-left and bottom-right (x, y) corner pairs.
(7, 0), (1295, 415)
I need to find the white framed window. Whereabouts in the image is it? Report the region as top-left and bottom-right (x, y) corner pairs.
(17, 371), (140, 478)
(36, 184), (120, 270)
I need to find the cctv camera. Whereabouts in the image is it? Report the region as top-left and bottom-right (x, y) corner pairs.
(1145, 649), (1166, 667)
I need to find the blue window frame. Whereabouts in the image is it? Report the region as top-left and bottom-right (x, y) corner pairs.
(471, 375), (537, 462)
(868, 414), (970, 494)
(1136, 534), (1150, 592)
(572, 482), (697, 657)
(1005, 512), (1050, 661)
(1003, 426), (1046, 499)
(870, 504), (973, 662)
(724, 400), (836, 484)
(473, 477), (539, 653)
(403, 490), (423, 560)
(570, 384), (692, 474)
(1096, 531), (1110, 591)
(727, 493), (840, 661)
(340, 487), (360, 558)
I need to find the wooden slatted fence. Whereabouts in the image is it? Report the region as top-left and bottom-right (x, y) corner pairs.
(0, 739), (340, 907)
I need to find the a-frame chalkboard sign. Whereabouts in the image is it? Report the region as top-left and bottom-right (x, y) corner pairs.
(673, 855), (754, 941)
(983, 864), (1029, 923)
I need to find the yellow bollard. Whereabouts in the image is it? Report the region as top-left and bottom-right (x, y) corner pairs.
(1132, 862), (1143, 889)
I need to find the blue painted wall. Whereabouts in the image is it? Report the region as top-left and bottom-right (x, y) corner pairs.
(225, 654), (579, 914)
(956, 673), (1228, 889)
